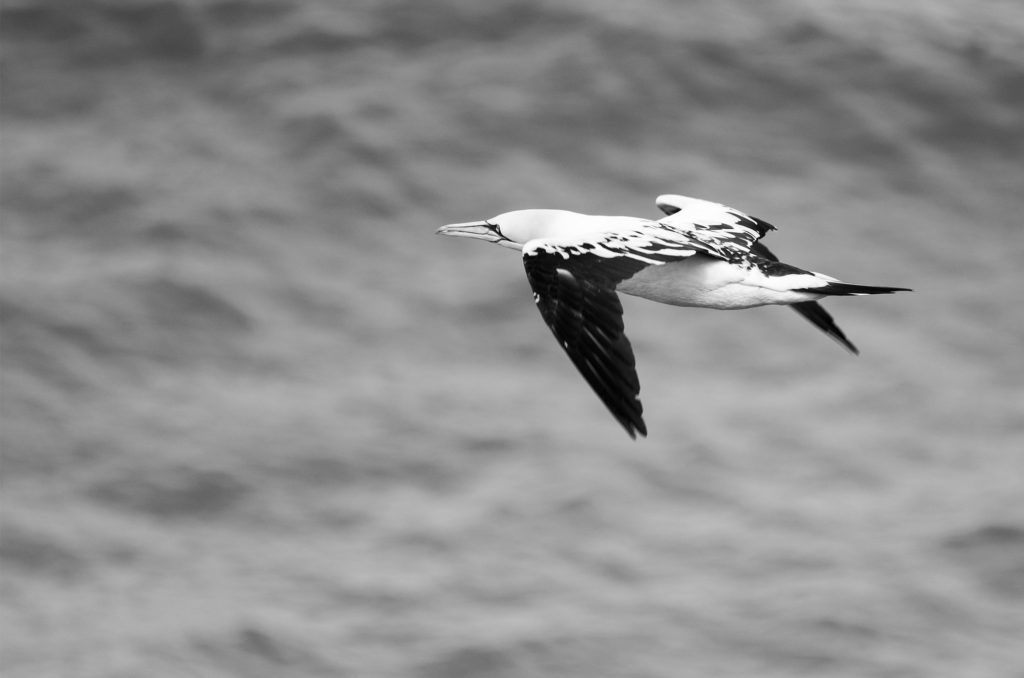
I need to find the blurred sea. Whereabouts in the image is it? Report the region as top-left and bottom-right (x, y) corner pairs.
(2, 1), (1023, 676)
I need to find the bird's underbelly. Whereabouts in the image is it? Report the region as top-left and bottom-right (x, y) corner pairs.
(616, 257), (814, 310)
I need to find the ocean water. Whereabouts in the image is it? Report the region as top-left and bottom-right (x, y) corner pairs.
(2, 1), (1023, 676)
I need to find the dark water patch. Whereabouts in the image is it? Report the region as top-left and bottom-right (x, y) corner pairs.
(260, 448), (469, 496)
(376, 0), (588, 49)
(236, 627), (304, 667)
(1, 165), (143, 229)
(266, 20), (366, 57)
(106, 275), (258, 368)
(61, 183), (142, 225)
(192, 624), (334, 677)
(626, 454), (730, 505)
(137, 277), (252, 335)
(95, 1), (207, 61)
(87, 465), (250, 519)
(262, 454), (361, 487)
(813, 615), (884, 641)
(781, 18), (833, 46)
(0, 64), (105, 117)
(990, 64), (1024, 109)
(943, 524), (1024, 598)
(900, 73), (1024, 159)
(267, 0), (589, 57)
(2, 0), (206, 63)
(0, 525), (88, 580)
(463, 436), (514, 454)
(142, 219), (200, 246)
(0, 295), (97, 391)
(418, 645), (524, 678)
(204, 0), (291, 27)
(1, 2), (86, 42)
(0, 276), (257, 380)
(135, 215), (281, 260)
(281, 112), (349, 158)
(279, 110), (401, 171)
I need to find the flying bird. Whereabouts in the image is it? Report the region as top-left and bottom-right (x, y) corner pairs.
(437, 194), (910, 439)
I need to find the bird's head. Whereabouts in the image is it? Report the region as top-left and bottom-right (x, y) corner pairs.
(436, 209), (580, 251)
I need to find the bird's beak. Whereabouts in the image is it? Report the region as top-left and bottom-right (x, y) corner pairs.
(436, 220), (501, 243)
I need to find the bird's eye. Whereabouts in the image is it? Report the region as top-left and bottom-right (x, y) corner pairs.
(492, 223), (503, 236)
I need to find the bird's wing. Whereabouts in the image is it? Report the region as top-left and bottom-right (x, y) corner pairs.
(654, 193), (776, 261)
(523, 231), (705, 438)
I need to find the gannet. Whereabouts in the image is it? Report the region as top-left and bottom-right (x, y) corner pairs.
(437, 194), (910, 439)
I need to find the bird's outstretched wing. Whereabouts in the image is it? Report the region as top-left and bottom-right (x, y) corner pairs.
(654, 193), (776, 262)
(656, 194), (859, 354)
(522, 231), (706, 438)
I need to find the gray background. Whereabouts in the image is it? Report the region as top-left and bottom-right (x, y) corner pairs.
(2, 1), (1023, 676)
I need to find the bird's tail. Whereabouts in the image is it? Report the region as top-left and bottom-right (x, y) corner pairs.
(795, 281), (912, 296)
(750, 243), (908, 353)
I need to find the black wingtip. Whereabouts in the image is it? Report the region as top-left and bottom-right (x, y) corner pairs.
(622, 419), (648, 440)
(826, 330), (860, 356)
(606, 400), (646, 439)
(789, 301), (860, 355)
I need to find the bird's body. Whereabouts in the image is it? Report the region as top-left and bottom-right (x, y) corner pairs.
(438, 194), (910, 438)
(618, 255), (821, 309)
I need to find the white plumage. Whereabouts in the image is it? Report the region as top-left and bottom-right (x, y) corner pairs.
(438, 194), (910, 438)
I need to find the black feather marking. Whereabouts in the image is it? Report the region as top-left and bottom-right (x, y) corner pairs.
(749, 241), (780, 262)
(745, 215), (777, 237)
(523, 246), (650, 438)
(753, 257), (808, 277)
